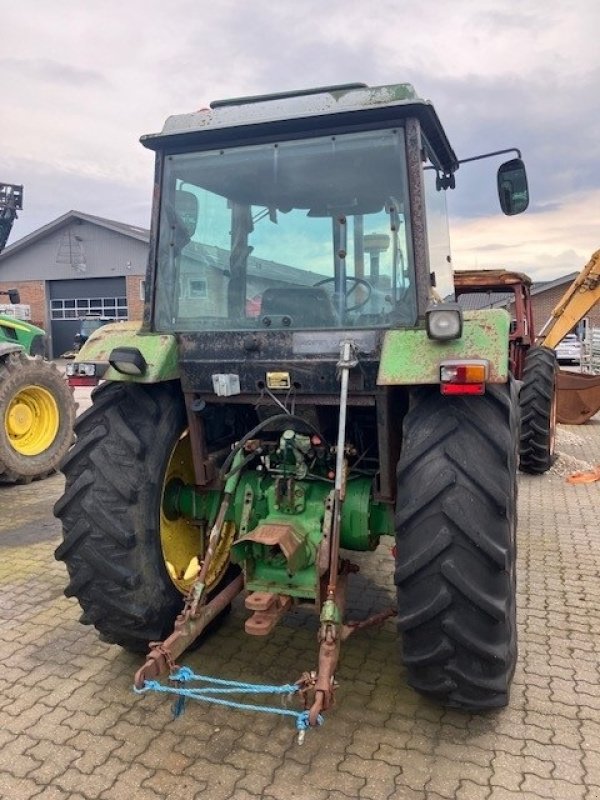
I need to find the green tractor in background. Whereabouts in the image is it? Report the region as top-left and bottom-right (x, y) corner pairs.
(0, 183), (75, 483)
(0, 289), (47, 358)
(55, 83), (529, 728)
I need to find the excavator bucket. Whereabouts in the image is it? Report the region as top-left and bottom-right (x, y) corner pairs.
(556, 369), (600, 425)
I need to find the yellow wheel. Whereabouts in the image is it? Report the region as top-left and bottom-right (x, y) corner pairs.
(160, 430), (235, 594)
(5, 385), (59, 456)
(0, 352), (75, 482)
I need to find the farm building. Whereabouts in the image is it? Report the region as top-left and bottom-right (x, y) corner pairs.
(0, 211), (148, 358)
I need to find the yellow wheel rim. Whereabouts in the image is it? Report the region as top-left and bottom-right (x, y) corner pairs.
(160, 431), (234, 594)
(5, 385), (60, 456)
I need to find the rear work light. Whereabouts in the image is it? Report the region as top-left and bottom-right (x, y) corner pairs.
(108, 347), (147, 376)
(439, 360), (488, 395)
(425, 302), (463, 341)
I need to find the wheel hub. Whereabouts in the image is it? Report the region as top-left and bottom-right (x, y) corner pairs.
(160, 432), (233, 594)
(7, 402), (33, 436)
(5, 386), (60, 456)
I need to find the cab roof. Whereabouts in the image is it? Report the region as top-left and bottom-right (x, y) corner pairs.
(454, 269), (533, 289)
(141, 82), (458, 174)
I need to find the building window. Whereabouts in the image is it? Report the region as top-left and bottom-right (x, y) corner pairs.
(139, 279), (146, 301)
(50, 300), (65, 319)
(50, 297), (129, 320)
(188, 278), (207, 299)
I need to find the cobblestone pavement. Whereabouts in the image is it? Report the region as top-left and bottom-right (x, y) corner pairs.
(1, 417), (600, 800)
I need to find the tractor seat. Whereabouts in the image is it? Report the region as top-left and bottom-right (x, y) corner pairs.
(260, 286), (338, 328)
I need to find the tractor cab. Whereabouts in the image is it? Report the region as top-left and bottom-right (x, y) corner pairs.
(142, 83), (525, 341)
(132, 82), (528, 405)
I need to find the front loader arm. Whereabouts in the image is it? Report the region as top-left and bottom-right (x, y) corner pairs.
(0, 183), (23, 254)
(538, 249), (600, 349)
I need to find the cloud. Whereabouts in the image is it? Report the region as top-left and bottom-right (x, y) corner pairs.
(0, 58), (107, 86)
(3, 155), (153, 243)
(451, 188), (600, 280)
(1, 0), (598, 282)
(423, 68), (600, 220)
(475, 243), (521, 252)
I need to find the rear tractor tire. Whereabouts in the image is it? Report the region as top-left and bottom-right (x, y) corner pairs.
(394, 383), (518, 710)
(54, 380), (237, 652)
(0, 351), (75, 483)
(519, 346), (557, 474)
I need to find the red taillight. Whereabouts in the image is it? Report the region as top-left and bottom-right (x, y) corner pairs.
(67, 376), (98, 387)
(439, 360), (488, 395)
(440, 383), (485, 395)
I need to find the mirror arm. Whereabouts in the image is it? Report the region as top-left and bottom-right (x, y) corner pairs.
(430, 147), (524, 190)
(458, 147), (522, 166)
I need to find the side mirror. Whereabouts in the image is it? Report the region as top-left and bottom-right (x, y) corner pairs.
(8, 288), (20, 304)
(174, 189), (199, 238)
(497, 158), (529, 215)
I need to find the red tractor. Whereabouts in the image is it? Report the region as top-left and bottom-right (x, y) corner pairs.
(454, 269), (557, 474)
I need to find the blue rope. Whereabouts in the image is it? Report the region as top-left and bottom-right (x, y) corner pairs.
(134, 666), (324, 735)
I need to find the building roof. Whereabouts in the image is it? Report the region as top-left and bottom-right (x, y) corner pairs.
(0, 210), (150, 261)
(455, 270), (580, 310)
(456, 291), (515, 311)
(530, 272), (578, 297)
(183, 241), (323, 284)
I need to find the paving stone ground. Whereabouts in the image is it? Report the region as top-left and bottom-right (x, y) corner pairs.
(1, 411), (600, 800)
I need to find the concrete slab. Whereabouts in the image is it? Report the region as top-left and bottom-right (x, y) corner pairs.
(1, 419), (600, 800)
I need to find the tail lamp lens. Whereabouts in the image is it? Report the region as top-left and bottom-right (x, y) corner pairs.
(440, 360), (488, 395)
(440, 363), (487, 383)
(66, 362), (98, 377)
(65, 361), (102, 387)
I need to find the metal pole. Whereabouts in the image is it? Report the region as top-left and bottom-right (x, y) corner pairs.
(327, 339), (357, 597)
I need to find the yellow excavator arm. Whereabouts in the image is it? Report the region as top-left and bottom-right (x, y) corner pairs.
(537, 249), (600, 348)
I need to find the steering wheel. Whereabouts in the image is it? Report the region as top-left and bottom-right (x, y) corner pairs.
(314, 276), (372, 312)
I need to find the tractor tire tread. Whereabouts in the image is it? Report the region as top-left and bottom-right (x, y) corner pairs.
(519, 346), (557, 474)
(395, 383), (518, 710)
(54, 381), (189, 651)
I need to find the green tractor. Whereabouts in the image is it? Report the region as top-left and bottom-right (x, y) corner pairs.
(0, 183), (76, 483)
(0, 291), (47, 358)
(55, 83), (529, 728)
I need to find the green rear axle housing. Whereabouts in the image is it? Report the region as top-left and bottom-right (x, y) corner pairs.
(164, 470), (393, 601)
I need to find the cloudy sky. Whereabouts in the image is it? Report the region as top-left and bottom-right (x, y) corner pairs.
(2, 0), (599, 280)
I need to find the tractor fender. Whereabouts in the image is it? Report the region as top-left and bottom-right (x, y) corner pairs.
(377, 309), (510, 385)
(0, 342), (25, 360)
(76, 321), (179, 383)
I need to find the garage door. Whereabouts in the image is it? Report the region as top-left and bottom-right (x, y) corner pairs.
(49, 278), (127, 358)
